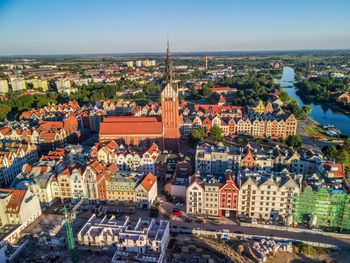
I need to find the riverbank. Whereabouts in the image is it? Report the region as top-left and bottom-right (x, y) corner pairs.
(295, 89), (350, 116)
(283, 87), (350, 136)
(277, 66), (350, 136)
(324, 102), (350, 116)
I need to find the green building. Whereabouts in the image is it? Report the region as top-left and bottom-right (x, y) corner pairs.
(293, 187), (350, 230)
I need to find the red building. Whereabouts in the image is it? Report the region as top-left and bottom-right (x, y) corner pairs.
(241, 147), (255, 169)
(218, 171), (239, 217)
(202, 116), (212, 134)
(99, 42), (180, 152)
(94, 162), (118, 203)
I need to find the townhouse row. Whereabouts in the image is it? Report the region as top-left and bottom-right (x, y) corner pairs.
(0, 142), (38, 186)
(186, 170), (301, 220)
(181, 112), (297, 139)
(195, 142), (318, 177)
(90, 141), (161, 175)
(11, 157), (158, 209)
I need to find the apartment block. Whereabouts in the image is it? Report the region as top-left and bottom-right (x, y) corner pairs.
(238, 170), (301, 220)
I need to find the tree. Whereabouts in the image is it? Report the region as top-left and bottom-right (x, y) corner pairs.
(202, 84), (213, 98)
(343, 138), (350, 152)
(322, 145), (338, 160)
(285, 135), (302, 148)
(190, 127), (206, 143)
(0, 104), (11, 120)
(302, 105), (312, 115)
(335, 149), (350, 166)
(210, 125), (223, 140)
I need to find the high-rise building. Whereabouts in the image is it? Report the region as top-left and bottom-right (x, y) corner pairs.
(136, 60), (142, 67)
(126, 61), (134, 68)
(10, 79), (26, 91)
(0, 80), (9, 94)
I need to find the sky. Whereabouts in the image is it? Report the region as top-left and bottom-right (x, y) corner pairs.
(0, 0), (349, 55)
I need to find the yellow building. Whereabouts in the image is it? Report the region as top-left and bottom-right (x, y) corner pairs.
(0, 80), (9, 94)
(106, 172), (136, 205)
(254, 100), (265, 115)
(26, 79), (49, 91)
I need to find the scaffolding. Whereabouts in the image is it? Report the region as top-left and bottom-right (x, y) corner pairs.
(293, 187), (350, 229)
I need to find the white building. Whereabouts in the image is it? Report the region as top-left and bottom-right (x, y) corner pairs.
(10, 79), (26, 92)
(135, 172), (157, 209)
(0, 188), (41, 227)
(77, 215), (170, 263)
(186, 175), (204, 214)
(136, 60), (142, 67)
(55, 79), (77, 95)
(238, 171), (301, 220)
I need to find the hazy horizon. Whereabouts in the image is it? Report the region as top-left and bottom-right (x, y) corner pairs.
(1, 0), (350, 56)
(1, 48), (350, 58)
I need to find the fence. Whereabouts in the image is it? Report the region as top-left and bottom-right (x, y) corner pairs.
(240, 222), (350, 240)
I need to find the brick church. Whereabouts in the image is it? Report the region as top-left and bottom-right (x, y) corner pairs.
(99, 42), (180, 152)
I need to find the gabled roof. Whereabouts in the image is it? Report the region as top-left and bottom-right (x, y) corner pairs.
(0, 188), (26, 214)
(140, 172), (157, 192)
(100, 116), (163, 135)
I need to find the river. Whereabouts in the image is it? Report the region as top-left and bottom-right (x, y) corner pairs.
(275, 67), (350, 136)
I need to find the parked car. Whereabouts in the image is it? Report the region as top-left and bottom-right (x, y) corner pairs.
(175, 203), (184, 207)
(173, 211), (183, 217)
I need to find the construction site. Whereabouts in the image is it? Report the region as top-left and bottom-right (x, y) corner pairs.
(167, 234), (350, 263)
(293, 187), (350, 230)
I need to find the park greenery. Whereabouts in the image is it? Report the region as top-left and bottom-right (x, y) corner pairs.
(187, 82), (213, 100)
(209, 125), (223, 140)
(214, 72), (276, 106)
(285, 135), (302, 148)
(0, 91), (58, 120)
(295, 77), (350, 111)
(69, 80), (161, 104)
(189, 127), (206, 144)
(322, 138), (350, 167)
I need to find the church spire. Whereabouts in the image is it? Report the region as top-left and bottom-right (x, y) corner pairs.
(167, 37), (170, 58)
(165, 38), (173, 84)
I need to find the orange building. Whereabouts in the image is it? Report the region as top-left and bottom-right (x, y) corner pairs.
(99, 42), (180, 151)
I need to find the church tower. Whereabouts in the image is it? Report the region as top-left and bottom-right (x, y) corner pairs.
(161, 40), (180, 152)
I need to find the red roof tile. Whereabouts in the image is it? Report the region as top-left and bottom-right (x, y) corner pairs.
(140, 172), (157, 191)
(100, 116), (163, 135)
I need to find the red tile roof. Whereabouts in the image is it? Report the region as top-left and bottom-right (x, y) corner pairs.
(140, 172), (157, 192)
(100, 116), (163, 135)
(323, 163), (346, 178)
(0, 189), (26, 214)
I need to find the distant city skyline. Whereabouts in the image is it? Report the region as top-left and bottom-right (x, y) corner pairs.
(0, 0), (349, 56)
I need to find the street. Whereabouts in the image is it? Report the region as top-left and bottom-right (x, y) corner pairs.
(130, 197), (350, 248)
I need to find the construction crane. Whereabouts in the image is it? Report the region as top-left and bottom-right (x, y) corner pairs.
(63, 200), (83, 263)
(64, 206), (76, 263)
